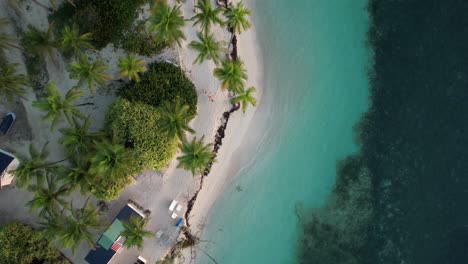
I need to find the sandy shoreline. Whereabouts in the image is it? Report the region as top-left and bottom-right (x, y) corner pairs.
(0, 0), (264, 262)
(177, 0), (265, 261)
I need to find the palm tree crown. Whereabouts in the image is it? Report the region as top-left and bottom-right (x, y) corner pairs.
(149, 2), (186, 47)
(0, 63), (30, 102)
(118, 54), (147, 82)
(224, 2), (252, 34)
(58, 155), (92, 195)
(177, 136), (215, 176)
(32, 82), (85, 130)
(22, 23), (57, 60)
(0, 17), (14, 50)
(0, 17), (24, 52)
(67, 55), (112, 93)
(213, 58), (248, 92)
(189, 32), (224, 65)
(89, 141), (132, 180)
(120, 215), (154, 250)
(57, 200), (102, 252)
(26, 174), (70, 218)
(230, 86), (257, 113)
(59, 116), (103, 156)
(192, 0), (224, 34)
(13, 143), (61, 188)
(158, 99), (195, 140)
(60, 23), (93, 57)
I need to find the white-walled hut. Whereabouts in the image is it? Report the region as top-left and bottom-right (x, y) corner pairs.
(0, 149), (19, 188)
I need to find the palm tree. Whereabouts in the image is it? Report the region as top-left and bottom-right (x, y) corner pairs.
(189, 32), (224, 65)
(213, 58), (247, 92)
(60, 23), (93, 57)
(59, 116), (103, 156)
(89, 141), (132, 180)
(40, 210), (66, 241)
(224, 2), (252, 35)
(13, 143), (65, 188)
(26, 174), (70, 218)
(118, 54), (147, 82)
(158, 99), (195, 140)
(0, 63), (30, 102)
(57, 199), (102, 252)
(230, 86), (257, 113)
(192, 0), (224, 34)
(67, 55), (112, 93)
(32, 82), (85, 130)
(22, 23), (57, 61)
(148, 2), (186, 47)
(177, 136), (215, 176)
(58, 155), (92, 195)
(0, 17), (26, 52)
(120, 215), (154, 250)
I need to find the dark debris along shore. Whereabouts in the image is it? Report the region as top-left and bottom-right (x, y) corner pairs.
(184, 0), (241, 227)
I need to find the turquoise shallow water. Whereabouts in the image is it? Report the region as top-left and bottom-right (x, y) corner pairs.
(197, 0), (370, 263)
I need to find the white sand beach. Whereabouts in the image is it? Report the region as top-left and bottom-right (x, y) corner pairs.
(0, 0), (264, 263)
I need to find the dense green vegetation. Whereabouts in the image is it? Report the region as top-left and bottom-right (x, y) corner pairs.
(0, 0), (258, 259)
(118, 21), (167, 57)
(106, 98), (178, 170)
(0, 222), (68, 264)
(88, 140), (137, 200)
(119, 62), (198, 116)
(51, 0), (147, 49)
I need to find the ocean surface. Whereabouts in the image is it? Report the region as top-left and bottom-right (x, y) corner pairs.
(197, 0), (370, 263)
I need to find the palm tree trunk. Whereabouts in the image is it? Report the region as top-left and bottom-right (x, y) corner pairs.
(36, 158), (68, 170)
(74, 102), (94, 107)
(6, 43), (29, 54)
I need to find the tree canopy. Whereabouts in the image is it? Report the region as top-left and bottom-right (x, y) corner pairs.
(192, 0), (224, 34)
(119, 62), (198, 116)
(177, 136), (215, 176)
(189, 32), (224, 65)
(0, 63), (30, 102)
(149, 1), (186, 47)
(105, 98), (178, 171)
(0, 222), (68, 264)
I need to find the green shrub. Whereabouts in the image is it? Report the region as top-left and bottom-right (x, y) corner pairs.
(50, 0), (146, 49)
(105, 98), (178, 170)
(118, 21), (167, 56)
(119, 62), (198, 116)
(89, 172), (133, 201)
(0, 222), (68, 264)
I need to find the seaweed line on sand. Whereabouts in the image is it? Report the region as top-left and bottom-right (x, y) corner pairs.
(184, 0), (240, 227)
